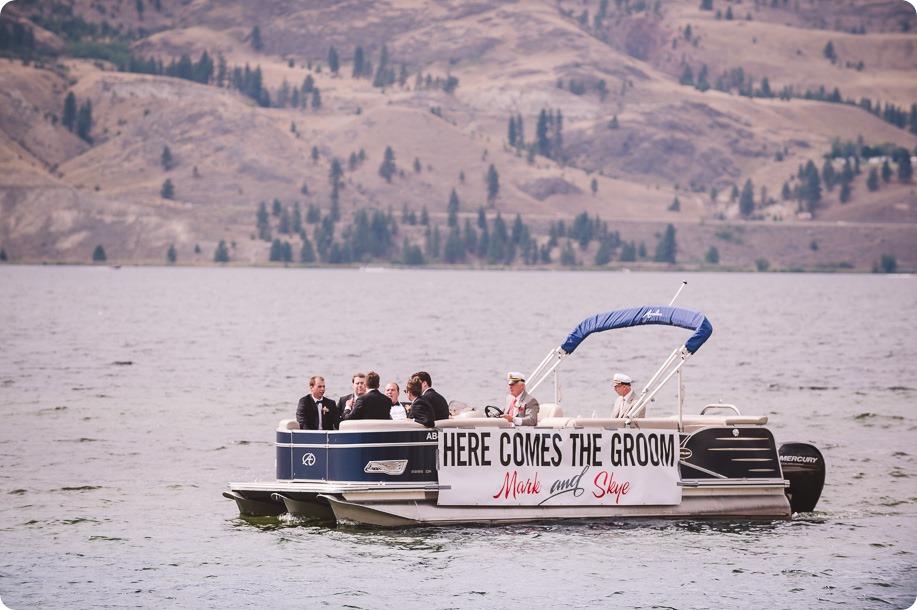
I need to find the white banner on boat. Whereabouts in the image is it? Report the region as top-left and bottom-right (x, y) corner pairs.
(437, 428), (681, 506)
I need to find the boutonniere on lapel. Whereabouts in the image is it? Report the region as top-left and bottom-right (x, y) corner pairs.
(321, 406), (329, 414)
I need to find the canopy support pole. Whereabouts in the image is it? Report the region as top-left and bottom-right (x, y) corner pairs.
(625, 345), (692, 424)
(526, 347), (567, 402)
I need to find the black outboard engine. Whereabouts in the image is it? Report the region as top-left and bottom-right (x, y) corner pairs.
(778, 443), (826, 513)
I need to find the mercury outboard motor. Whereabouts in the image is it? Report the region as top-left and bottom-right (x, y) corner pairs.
(778, 443), (825, 513)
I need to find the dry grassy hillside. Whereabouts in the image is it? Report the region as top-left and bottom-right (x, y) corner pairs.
(0, 0), (915, 269)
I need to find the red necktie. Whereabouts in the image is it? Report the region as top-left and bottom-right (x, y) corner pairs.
(509, 397), (517, 417)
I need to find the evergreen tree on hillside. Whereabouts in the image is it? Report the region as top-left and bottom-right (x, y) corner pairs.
(463, 218), (478, 255)
(486, 164), (500, 205)
(352, 46), (366, 78)
(560, 241), (577, 266)
(328, 46), (340, 75)
(161, 179), (174, 199)
(92, 244), (107, 262)
(867, 167), (880, 191)
(443, 225), (465, 263)
(679, 65), (694, 87)
(373, 44), (393, 88)
(166, 244), (176, 264)
(821, 159), (836, 191)
(62, 92), (77, 132)
(881, 159), (892, 183)
(256, 201), (270, 240)
(300, 236), (316, 263)
(250, 26), (263, 51)
(654, 224), (677, 264)
(739, 179), (755, 217)
(379, 146), (396, 183)
(214, 240), (230, 263)
(447, 188), (460, 227)
(896, 148), (913, 182)
(161, 145), (173, 171)
(536, 109), (551, 157)
(801, 160), (822, 212)
(705, 246), (720, 264)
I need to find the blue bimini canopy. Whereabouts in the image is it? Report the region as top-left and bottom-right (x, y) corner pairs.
(560, 306), (713, 355)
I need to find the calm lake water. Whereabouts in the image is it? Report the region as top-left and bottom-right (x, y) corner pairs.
(0, 266), (915, 609)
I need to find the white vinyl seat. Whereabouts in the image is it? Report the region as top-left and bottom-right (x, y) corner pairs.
(537, 403), (564, 422)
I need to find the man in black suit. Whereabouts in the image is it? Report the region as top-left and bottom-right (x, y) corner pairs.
(296, 375), (340, 430)
(345, 371), (393, 420)
(405, 376), (437, 428)
(412, 370), (450, 421)
(337, 372), (367, 420)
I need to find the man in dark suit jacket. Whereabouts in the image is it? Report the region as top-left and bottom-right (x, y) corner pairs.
(337, 372), (367, 420)
(405, 376), (438, 428)
(413, 370), (450, 421)
(296, 375), (340, 430)
(345, 371), (393, 420)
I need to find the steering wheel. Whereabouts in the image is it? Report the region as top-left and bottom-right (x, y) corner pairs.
(484, 405), (504, 418)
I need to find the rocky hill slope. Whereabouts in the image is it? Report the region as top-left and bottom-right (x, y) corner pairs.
(0, 0), (915, 270)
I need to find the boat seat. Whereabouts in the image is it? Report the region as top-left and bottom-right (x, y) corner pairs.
(454, 409), (485, 419)
(537, 403), (564, 422)
(278, 419), (300, 430)
(675, 415), (769, 432)
(436, 417), (511, 428)
(339, 420), (427, 430)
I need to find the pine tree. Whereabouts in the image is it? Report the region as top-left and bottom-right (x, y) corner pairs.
(739, 179), (754, 216)
(62, 92), (77, 132)
(486, 164), (500, 204)
(328, 46), (340, 75)
(161, 179), (174, 199)
(595, 237), (613, 265)
(463, 218), (478, 254)
(214, 240), (230, 263)
(167, 244), (177, 263)
(161, 145), (173, 171)
(300, 236), (316, 263)
(443, 225), (465, 263)
(352, 46), (365, 78)
(447, 188), (460, 227)
(679, 65), (694, 87)
(379, 146), (396, 182)
(536, 109), (550, 157)
(881, 159), (892, 183)
(897, 148), (913, 182)
(250, 26), (263, 51)
(839, 181), (851, 203)
(560, 240), (577, 266)
(654, 224), (677, 264)
(92, 244), (107, 262)
(867, 167), (879, 191)
(705, 246), (719, 264)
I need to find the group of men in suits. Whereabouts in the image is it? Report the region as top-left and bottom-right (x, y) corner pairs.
(295, 370), (449, 430)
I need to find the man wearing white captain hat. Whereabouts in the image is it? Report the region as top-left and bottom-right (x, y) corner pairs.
(612, 372), (644, 418)
(502, 371), (540, 426)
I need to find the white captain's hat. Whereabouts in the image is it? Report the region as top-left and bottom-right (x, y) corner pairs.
(613, 373), (632, 385)
(507, 371), (525, 384)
